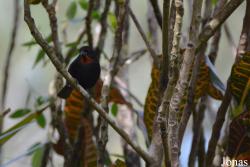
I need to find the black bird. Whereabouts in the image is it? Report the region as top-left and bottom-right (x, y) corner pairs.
(58, 46), (101, 98)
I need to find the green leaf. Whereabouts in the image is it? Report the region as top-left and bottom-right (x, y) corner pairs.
(31, 146), (44, 167)
(46, 34), (52, 43)
(36, 113), (46, 128)
(33, 50), (45, 68)
(114, 159), (126, 166)
(108, 12), (117, 32)
(65, 41), (78, 48)
(35, 96), (49, 107)
(22, 40), (37, 47)
(66, 1), (77, 19)
(27, 143), (42, 155)
(212, 0), (218, 5)
(110, 153), (125, 159)
(79, 0), (88, 10)
(22, 34), (52, 48)
(104, 150), (112, 166)
(92, 10), (101, 20)
(36, 96), (45, 106)
(10, 109), (31, 118)
(0, 113), (40, 145)
(230, 106), (243, 119)
(111, 103), (118, 117)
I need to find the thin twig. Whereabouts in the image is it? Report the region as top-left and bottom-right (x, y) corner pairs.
(196, 0), (244, 53)
(148, 1), (180, 165)
(168, 0), (203, 166)
(116, 4), (141, 165)
(42, 0), (63, 62)
(65, 28), (86, 64)
(0, 0), (20, 161)
(178, 0), (212, 145)
(98, 1), (129, 166)
(121, 49), (147, 66)
(157, 0), (170, 166)
(1, 0), (20, 109)
(236, 0), (250, 58)
(186, 1), (226, 166)
(205, 1), (250, 166)
(147, 1), (159, 52)
(41, 143), (52, 167)
(85, 0), (96, 48)
(179, 0), (243, 146)
(42, 1), (73, 166)
(25, 6), (153, 163)
(113, 79), (144, 108)
(198, 129), (206, 167)
(0, 108), (11, 118)
(208, 0), (227, 63)
(166, 0), (185, 166)
(96, 0), (112, 58)
(128, 7), (159, 66)
(24, 0), (152, 164)
(188, 97), (206, 167)
(168, 1), (176, 54)
(161, 0), (170, 92)
(205, 86), (232, 167)
(149, 0), (163, 29)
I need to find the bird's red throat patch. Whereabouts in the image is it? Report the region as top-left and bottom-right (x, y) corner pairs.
(80, 56), (94, 64)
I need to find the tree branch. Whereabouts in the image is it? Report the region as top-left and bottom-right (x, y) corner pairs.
(236, 0), (250, 57)
(128, 7), (160, 66)
(205, 86), (232, 167)
(196, 0), (244, 52)
(147, 1), (159, 52)
(42, 0), (63, 61)
(188, 97), (206, 167)
(168, 0), (202, 166)
(157, 0), (170, 166)
(85, 0), (96, 48)
(208, 0), (227, 63)
(96, 0), (112, 58)
(1, 0), (20, 110)
(205, 1), (249, 166)
(149, 0), (163, 29)
(0, 0), (20, 161)
(98, 1), (129, 166)
(23, 1), (152, 164)
(178, 0), (211, 146)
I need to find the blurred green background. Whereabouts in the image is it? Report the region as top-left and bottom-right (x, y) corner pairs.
(0, 0), (246, 166)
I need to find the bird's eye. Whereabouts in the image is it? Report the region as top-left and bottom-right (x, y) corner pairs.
(80, 50), (87, 56)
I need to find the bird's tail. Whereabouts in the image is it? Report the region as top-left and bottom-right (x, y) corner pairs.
(57, 85), (73, 99)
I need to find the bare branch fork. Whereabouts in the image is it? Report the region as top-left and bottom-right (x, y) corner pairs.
(23, 1), (152, 164)
(178, 0), (213, 146)
(98, 0), (129, 165)
(196, 0), (244, 52)
(205, 0), (248, 166)
(160, 0), (244, 166)
(39, 1), (74, 165)
(167, 0), (200, 166)
(178, 0), (245, 146)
